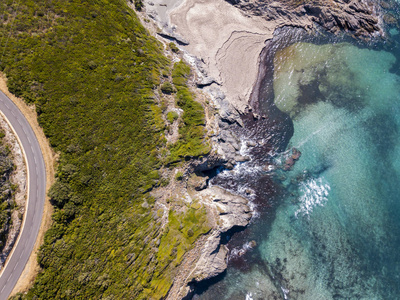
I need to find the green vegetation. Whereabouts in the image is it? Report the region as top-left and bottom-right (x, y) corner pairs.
(160, 81), (176, 94)
(153, 205), (210, 294)
(169, 61), (210, 162)
(0, 129), (14, 250)
(0, 0), (210, 299)
(134, 0), (144, 11)
(166, 111), (179, 123)
(175, 171), (184, 181)
(168, 42), (180, 53)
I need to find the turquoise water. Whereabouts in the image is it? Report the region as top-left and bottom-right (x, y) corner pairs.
(260, 42), (400, 299)
(196, 34), (400, 299)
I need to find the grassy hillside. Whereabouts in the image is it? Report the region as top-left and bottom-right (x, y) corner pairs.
(0, 0), (209, 298)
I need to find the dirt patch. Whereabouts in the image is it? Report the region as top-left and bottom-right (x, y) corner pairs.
(0, 73), (56, 296)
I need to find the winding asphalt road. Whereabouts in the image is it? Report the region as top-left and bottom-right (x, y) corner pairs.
(0, 91), (46, 300)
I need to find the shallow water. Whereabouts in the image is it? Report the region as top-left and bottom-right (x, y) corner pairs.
(196, 13), (400, 300)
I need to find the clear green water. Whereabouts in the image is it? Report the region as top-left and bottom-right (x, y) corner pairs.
(197, 39), (400, 299)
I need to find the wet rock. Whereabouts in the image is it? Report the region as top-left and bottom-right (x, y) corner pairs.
(235, 155), (251, 162)
(245, 188), (252, 195)
(281, 148), (302, 170)
(246, 141), (256, 147)
(283, 157), (295, 171)
(229, 240), (257, 260)
(225, 161), (234, 170)
(249, 240), (257, 248)
(292, 147), (301, 160)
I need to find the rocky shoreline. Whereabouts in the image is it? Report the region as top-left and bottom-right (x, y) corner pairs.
(227, 0), (381, 37)
(135, 0), (389, 298)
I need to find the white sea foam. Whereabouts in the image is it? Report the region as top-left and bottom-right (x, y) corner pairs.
(230, 241), (256, 259)
(239, 139), (251, 156)
(281, 286), (290, 299)
(218, 162), (263, 178)
(295, 177), (330, 218)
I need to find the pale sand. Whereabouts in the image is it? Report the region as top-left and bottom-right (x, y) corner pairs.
(144, 0), (185, 24)
(169, 0), (291, 113)
(0, 73), (56, 296)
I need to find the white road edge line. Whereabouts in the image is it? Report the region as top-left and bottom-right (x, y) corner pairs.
(0, 109), (31, 281)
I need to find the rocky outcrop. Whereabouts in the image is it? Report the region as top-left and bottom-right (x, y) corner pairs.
(209, 186), (252, 230)
(165, 186), (252, 299)
(190, 231), (228, 282)
(157, 30), (189, 45)
(225, 0), (381, 37)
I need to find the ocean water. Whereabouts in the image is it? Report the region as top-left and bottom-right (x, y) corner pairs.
(195, 10), (400, 300)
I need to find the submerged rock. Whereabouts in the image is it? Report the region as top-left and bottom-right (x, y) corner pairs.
(292, 147), (301, 160)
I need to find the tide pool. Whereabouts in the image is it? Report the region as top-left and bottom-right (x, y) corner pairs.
(196, 39), (400, 299)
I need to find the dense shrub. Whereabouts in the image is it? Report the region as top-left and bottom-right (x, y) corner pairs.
(168, 42), (180, 53)
(0, 1), (209, 299)
(166, 111), (179, 123)
(169, 61), (210, 162)
(161, 82), (176, 94)
(134, 0), (144, 11)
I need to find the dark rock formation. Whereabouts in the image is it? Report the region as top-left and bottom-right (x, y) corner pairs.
(225, 0), (381, 37)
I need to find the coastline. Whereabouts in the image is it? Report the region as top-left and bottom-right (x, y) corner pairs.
(135, 0), (385, 298)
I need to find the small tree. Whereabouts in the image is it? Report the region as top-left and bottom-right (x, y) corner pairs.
(175, 171), (183, 181)
(134, 0), (144, 11)
(168, 42), (179, 53)
(48, 181), (71, 208)
(161, 82), (176, 94)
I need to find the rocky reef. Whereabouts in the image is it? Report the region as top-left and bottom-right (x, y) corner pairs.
(163, 185), (253, 299)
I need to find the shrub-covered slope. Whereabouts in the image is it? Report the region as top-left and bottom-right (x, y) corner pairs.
(0, 0), (209, 298)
